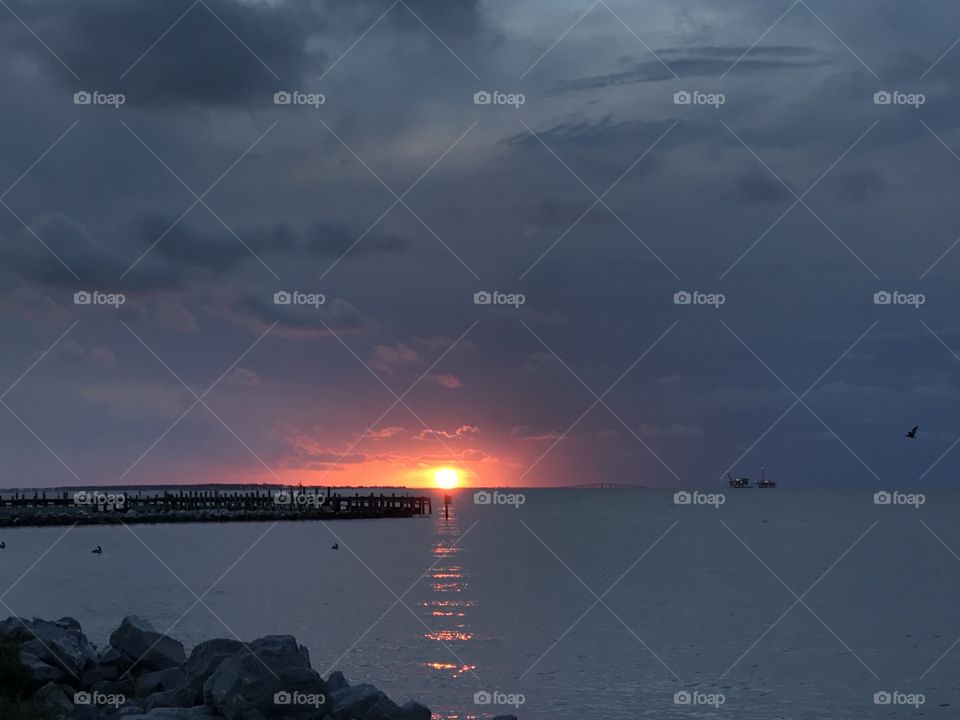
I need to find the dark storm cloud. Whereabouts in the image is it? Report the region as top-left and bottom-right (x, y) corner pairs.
(518, 198), (618, 228)
(3, 0), (960, 489)
(0, 0), (320, 107)
(503, 115), (685, 153)
(304, 222), (410, 258)
(552, 45), (826, 92)
(729, 173), (794, 205)
(0, 0), (488, 108)
(235, 291), (369, 338)
(1, 210), (416, 296)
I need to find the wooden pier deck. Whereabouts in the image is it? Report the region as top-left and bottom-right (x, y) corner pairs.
(0, 488), (433, 527)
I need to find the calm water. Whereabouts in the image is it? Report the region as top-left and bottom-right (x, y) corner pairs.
(3, 489), (960, 718)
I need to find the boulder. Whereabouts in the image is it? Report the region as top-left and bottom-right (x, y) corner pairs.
(149, 637), (247, 708)
(34, 681), (74, 719)
(328, 683), (400, 720)
(398, 700), (431, 720)
(19, 650), (66, 684)
(82, 664), (119, 686)
(2, 616), (98, 676)
(91, 676), (136, 698)
(203, 635), (329, 720)
(121, 708), (220, 719)
(98, 646), (129, 669)
(109, 616), (186, 672)
(137, 668), (187, 697)
(144, 685), (198, 712)
(326, 671), (349, 692)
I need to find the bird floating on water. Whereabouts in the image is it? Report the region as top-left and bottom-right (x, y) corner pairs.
(92, 545), (102, 555)
(906, 426), (919, 439)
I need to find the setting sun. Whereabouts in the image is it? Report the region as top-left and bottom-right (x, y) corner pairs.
(433, 467), (462, 490)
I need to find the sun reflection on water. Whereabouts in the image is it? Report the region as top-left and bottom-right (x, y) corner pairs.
(422, 499), (476, 692)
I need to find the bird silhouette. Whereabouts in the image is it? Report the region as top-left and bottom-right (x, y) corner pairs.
(331, 543), (339, 550)
(906, 426), (919, 439)
(91, 545), (102, 555)
(0, 541), (5, 549)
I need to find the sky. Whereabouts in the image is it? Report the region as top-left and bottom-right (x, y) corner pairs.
(1, 0), (960, 489)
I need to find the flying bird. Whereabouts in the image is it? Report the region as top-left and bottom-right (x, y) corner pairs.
(906, 426), (919, 439)
(91, 545), (102, 555)
(0, 541), (5, 549)
(331, 543), (339, 550)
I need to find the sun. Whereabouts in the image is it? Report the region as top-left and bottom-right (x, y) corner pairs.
(433, 467), (462, 490)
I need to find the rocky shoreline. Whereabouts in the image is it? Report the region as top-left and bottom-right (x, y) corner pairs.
(2, 615), (518, 720)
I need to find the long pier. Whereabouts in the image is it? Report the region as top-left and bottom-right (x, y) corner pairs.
(0, 488), (433, 527)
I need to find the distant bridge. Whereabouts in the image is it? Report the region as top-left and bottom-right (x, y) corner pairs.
(565, 483), (646, 489)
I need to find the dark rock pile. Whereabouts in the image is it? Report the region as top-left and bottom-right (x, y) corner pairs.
(1, 614), (480, 719)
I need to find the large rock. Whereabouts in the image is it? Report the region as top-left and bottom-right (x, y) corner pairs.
(82, 664), (119, 686)
(121, 708), (220, 719)
(19, 650), (66, 684)
(137, 668), (187, 697)
(34, 681), (74, 719)
(109, 616), (186, 672)
(326, 671), (349, 692)
(2, 616), (98, 677)
(144, 685), (199, 712)
(329, 683), (400, 720)
(150, 637), (247, 708)
(398, 700), (431, 720)
(203, 635), (329, 720)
